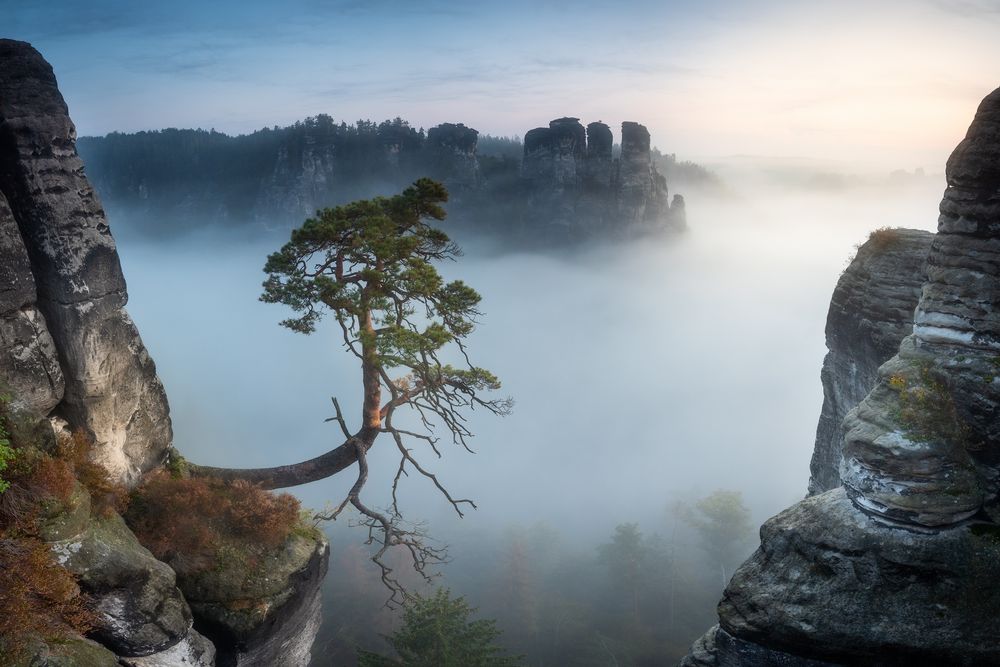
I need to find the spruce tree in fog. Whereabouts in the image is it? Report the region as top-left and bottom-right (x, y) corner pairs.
(357, 588), (522, 667)
(679, 490), (753, 585)
(190, 178), (511, 603)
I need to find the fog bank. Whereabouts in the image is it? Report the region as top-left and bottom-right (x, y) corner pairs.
(114, 173), (942, 662)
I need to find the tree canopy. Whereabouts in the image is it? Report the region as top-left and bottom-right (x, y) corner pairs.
(357, 588), (522, 667)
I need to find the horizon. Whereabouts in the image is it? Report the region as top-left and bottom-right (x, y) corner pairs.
(6, 0), (999, 173)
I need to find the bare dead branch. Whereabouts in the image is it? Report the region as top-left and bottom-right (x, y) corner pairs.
(323, 397), (352, 439)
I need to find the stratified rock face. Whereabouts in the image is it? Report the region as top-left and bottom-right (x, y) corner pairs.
(808, 229), (933, 494)
(584, 121), (613, 188)
(521, 118), (680, 235)
(523, 117), (586, 190)
(841, 87), (1000, 527)
(0, 39), (171, 485)
(256, 141), (338, 224)
(679, 85), (1000, 666)
(718, 490), (1000, 666)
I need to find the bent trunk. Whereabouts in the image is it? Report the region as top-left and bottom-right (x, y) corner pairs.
(186, 426), (378, 490)
(188, 305), (383, 490)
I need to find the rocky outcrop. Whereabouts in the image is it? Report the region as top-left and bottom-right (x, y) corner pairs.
(680, 86), (1000, 665)
(177, 533), (329, 666)
(616, 121), (669, 228)
(426, 122), (481, 191)
(840, 87), (1000, 527)
(521, 118), (682, 235)
(808, 229), (933, 494)
(256, 140), (339, 225)
(22, 481), (212, 665)
(0, 39), (172, 486)
(40, 485), (196, 658)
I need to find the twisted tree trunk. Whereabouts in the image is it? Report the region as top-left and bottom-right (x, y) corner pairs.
(186, 426), (378, 490)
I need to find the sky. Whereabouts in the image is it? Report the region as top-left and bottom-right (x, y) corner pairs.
(5, 0), (1000, 171)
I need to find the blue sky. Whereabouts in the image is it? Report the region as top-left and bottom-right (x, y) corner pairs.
(5, 0), (1000, 169)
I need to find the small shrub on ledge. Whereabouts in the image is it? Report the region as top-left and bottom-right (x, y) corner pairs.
(125, 470), (305, 577)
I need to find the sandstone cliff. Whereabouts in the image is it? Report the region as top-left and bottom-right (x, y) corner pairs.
(0, 39), (171, 486)
(681, 85), (1000, 665)
(0, 40), (328, 666)
(808, 228), (933, 494)
(521, 117), (684, 235)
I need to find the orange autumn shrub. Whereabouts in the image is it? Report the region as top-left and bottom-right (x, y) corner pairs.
(0, 445), (75, 535)
(0, 398), (96, 661)
(126, 471), (301, 574)
(0, 537), (97, 661)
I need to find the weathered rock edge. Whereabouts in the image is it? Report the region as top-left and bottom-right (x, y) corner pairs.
(808, 229), (933, 495)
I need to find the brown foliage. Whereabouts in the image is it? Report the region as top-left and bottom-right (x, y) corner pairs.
(0, 537), (97, 661)
(126, 471), (301, 574)
(0, 400), (100, 659)
(0, 447), (75, 535)
(866, 226), (903, 252)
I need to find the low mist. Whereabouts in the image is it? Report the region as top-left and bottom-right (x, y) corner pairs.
(114, 172), (943, 665)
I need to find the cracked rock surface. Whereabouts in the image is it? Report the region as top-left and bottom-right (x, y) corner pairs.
(0, 39), (171, 485)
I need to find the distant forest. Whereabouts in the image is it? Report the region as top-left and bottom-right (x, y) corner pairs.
(77, 115), (718, 238)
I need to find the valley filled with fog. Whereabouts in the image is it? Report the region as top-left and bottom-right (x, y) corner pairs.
(114, 173), (942, 665)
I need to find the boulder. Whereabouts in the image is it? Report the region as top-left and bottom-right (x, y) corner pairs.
(717, 490), (1000, 666)
(42, 488), (193, 657)
(15, 636), (120, 667)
